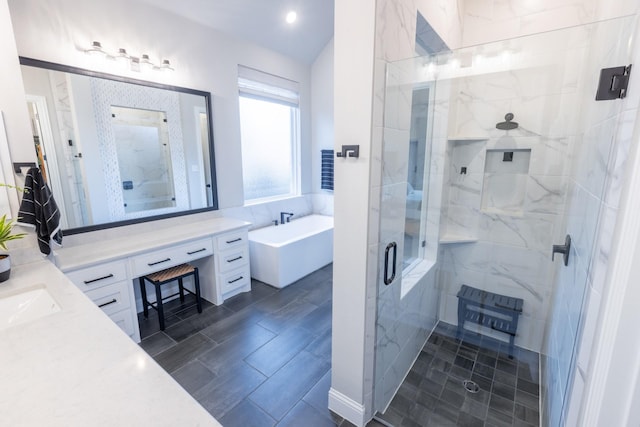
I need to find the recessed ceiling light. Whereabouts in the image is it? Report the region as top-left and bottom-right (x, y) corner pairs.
(286, 10), (297, 24)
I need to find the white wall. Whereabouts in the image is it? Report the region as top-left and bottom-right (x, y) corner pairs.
(0, 0), (41, 265)
(7, 0), (312, 211)
(329, 0), (377, 425)
(0, 0), (34, 186)
(310, 38), (334, 216)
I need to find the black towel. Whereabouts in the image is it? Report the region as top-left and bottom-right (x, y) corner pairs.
(17, 167), (63, 255)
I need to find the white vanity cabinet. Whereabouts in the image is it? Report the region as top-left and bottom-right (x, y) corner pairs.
(65, 260), (140, 342)
(211, 230), (251, 303)
(129, 237), (214, 278)
(55, 217), (252, 344)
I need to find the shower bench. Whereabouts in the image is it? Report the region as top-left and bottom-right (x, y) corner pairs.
(456, 284), (523, 358)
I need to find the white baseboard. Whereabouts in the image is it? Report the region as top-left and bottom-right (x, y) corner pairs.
(328, 387), (366, 427)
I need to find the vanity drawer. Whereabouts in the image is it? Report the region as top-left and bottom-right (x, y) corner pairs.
(85, 280), (131, 316)
(214, 229), (248, 252)
(218, 265), (251, 294)
(215, 245), (250, 274)
(130, 238), (213, 277)
(108, 308), (137, 338)
(66, 260), (128, 292)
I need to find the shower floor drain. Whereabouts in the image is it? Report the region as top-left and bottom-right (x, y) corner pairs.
(462, 379), (480, 394)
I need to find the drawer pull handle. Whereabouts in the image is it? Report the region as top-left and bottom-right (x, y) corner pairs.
(227, 256), (243, 263)
(187, 248), (207, 255)
(228, 276), (243, 284)
(225, 238), (242, 244)
(98, 298), (117, 308)
(148, 258), (171, 266)
(84, 274), (114, 284)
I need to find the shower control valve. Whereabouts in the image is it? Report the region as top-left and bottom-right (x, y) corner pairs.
(552, 234), (571, 266)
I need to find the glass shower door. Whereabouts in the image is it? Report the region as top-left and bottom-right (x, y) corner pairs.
(373, 16), (636, 427)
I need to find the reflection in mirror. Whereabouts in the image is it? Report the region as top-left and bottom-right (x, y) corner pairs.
(111, 107), (176, 214)
(403, 86), (431, 269)
(402, 12), (449, 271)
(19, 58), (217, 234)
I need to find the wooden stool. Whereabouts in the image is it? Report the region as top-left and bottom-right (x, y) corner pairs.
(139, 263), (202, 330)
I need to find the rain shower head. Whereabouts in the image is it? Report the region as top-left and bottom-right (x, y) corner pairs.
(496, 113), (518, 130)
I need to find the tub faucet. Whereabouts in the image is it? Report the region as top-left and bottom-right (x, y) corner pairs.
(280, 212), (294, 224)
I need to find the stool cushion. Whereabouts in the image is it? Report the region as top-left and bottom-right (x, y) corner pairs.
(145, 263), (196, 283)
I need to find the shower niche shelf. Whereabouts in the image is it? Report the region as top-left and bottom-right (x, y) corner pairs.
(447, 136), (488, 142)
(481, 149), (531, 216)
(438, 138), (487, 246)
(439, 234), (478, 244)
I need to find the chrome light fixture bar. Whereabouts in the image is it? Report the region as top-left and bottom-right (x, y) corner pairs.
(84, 40), (174, 72)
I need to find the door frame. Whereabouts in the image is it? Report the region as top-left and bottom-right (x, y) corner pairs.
(25, 95), (69, 229)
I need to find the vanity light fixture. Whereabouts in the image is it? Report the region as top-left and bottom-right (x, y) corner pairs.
(83, 40), (174, 72)
(85, 41), (105, 56)
(140, 54), (154, 70)
(160, 59), (174, 72)
(116, 48), (129, 60)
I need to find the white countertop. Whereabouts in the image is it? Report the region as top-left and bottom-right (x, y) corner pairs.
(54, 216), (251, 272)
(0, 260), (221, 427)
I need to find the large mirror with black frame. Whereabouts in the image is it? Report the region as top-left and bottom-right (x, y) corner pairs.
(19, 57), (218, 234)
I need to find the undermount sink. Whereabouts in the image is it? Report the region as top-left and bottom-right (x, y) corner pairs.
(0, 285), (61, 331)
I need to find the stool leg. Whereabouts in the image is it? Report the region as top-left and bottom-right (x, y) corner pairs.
(139, 277), (149, 318)
(194, 268), (202, 314)
(154, 283), (165, 331)
(178, 278), (185, 303)
(457, 300), (465, 341)
(509, 335), (515, 360)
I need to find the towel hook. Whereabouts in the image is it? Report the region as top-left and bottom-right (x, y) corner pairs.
(336, 145), (359, 158)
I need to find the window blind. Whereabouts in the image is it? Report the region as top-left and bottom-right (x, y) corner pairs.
(238, 65), (299, 107)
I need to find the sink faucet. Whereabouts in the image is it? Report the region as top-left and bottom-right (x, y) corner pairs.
(280, 212), (294, 224)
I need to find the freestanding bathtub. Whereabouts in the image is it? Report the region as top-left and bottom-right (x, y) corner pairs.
(248, 214), (333, 288)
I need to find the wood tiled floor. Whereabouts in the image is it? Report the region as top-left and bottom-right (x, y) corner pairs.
(138, 264), (539, 426)
(138, 264), (359, 427)
(377, 323), (541, 427)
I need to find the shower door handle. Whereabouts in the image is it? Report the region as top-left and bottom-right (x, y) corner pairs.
(384, 242), (397, 285)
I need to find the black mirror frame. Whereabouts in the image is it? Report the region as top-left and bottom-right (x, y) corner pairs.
(19, 56), (219, 235)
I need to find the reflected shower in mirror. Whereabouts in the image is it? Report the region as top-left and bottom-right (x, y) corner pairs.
(111, 107), (176, 214)
(19, 58), (217, 234)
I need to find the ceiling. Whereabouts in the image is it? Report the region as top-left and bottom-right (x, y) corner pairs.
(135, 0), (334, 64)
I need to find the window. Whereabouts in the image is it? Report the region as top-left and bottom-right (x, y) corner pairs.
(238, 66), (300, 203)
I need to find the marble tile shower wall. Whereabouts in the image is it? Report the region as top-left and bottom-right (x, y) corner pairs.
(462, 0), (639, 47)
(545, 16), (640, 427)
(437, 55), (580, 352)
